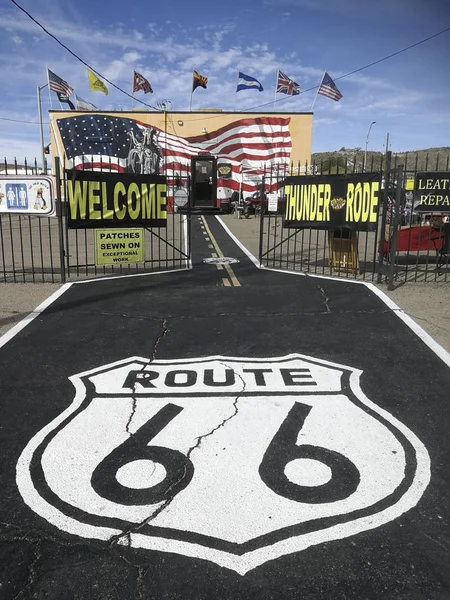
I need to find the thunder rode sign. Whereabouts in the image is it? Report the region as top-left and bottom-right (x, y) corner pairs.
(66, 170), (167, 229)
(16, 354), (430, 575)
(284, 173), (381, 231)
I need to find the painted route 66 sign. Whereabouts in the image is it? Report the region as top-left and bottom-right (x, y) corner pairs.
(16, 354), (430, 575)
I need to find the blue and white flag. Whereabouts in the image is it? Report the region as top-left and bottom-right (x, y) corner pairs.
(236, 71), (263, 92)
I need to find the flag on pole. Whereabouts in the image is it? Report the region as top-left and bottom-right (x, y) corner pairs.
(47, 68), (74, 97)
(88, 69), (109, 95)
(133, 70), (153, 94)
(192, 70), (208, 92)
(318, 72), (343, 101)
(276, 70), (300, 96)
(56, 92), (75, 110)
(75, 94), (97, 111)
(236, 71), (263, 92)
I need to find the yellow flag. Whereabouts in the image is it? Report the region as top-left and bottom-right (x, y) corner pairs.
(88, 69), (108, 95)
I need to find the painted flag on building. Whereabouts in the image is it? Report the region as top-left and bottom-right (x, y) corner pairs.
(47, 69), (74, 97)
(88, 69), (109, 95)
(192, 71), (208, 92)
(133, 71), (153, 94)
(55, 115), (292, 200)
(236, 72), (264, 92)
(318, 72), (343, 101)
(75, 95), (97, 111)
(276, 70), (300, 96)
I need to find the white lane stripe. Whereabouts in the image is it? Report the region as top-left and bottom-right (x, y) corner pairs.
(215, 216), (450, 369)
(215, 216), (260, 267)
(0, 282), (73, 349)
(0, 268), (192, 347)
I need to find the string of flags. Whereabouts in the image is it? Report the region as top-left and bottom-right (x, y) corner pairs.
(45, 66), (343, 110)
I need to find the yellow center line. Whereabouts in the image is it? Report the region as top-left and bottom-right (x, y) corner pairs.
(201, 215), (241, 287)
(210, 252), (224, 270)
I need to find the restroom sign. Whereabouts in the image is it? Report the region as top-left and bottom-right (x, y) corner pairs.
(94, 228), (145, 265)
(16, 354), (430, 575)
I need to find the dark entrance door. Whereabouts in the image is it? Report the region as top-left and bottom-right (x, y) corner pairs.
(191, 155), (217, 209)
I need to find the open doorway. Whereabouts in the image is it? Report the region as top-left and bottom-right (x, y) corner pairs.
(191, 155), (217, 209)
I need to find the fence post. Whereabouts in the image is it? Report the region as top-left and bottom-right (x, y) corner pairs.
(387, 165), (404, 291)
(55, 157), (66, 283)
(377, 151), (392, 283)
(258, 175), (266, 267)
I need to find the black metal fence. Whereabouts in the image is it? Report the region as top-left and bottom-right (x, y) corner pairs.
(0, 157), (191, 283)
(2, 152), (449, 285)
(258, 152), (450, 286)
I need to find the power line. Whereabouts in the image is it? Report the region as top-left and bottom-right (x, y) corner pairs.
(1, 116), (48, 125)
(241, 24), (450, 112)
(8, 0), (450, 124)
(11, 0), (160, 112)
(176, 24), (450, 120)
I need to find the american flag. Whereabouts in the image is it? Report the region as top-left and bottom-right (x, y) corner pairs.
(133, 70), (153, 94)
(318, 72), (343, 101)
(47, 68), (74, 97)
(55, 114), (292, 200)
(276, 70), (300, 96)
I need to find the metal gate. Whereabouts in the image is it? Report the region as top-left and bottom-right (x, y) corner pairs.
(0, 158), (191, 282)
(258, 152), (450, 287)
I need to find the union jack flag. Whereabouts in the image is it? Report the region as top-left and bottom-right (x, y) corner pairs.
(276, 70), (300, 96)
(133, 71), (153, 94)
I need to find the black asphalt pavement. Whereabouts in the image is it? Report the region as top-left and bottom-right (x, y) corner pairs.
(0, 215), (449, 599)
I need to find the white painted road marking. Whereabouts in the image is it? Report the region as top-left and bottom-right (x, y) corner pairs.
(17, 354), (430, 575)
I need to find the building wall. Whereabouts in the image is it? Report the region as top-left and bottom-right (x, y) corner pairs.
(49, 110), (313, 202)
(50, 110), (312, 164)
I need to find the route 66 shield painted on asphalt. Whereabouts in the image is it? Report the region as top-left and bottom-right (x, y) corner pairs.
(16, 354), (430, 575)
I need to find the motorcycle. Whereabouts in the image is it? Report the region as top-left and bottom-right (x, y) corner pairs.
(243, 194), (263, 218)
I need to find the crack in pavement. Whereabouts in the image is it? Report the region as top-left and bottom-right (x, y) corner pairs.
(316, 283), (331, 313)
(109, 363), (246, 549)
(151, 318), (169, 361)
(11, 540), (41, 600)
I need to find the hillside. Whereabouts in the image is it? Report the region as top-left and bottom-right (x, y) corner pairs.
(311, 147), (450, 173)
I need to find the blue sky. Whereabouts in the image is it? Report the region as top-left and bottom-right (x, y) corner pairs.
(1, 0), (449, 164)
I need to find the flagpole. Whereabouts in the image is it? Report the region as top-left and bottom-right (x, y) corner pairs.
(37, 83), (48, 174)
(310, 70), (325, 111)
(273, 69), (278, 112)
(233, 68), (239, 112)
(87, 67), (92, 104)
(131, 71), (135, 110)
(189, 71), (194, 112)
(46, 67), (53, 109)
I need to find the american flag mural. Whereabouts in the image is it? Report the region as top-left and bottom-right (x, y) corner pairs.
(54, 114), (292, 202)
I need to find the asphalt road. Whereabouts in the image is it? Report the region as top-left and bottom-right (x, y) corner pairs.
(0, 215), (449, 599)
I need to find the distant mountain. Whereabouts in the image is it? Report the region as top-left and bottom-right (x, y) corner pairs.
(311, 147), (450, 174)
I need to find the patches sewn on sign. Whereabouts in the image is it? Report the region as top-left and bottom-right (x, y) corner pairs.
(16, 354), (430, 575)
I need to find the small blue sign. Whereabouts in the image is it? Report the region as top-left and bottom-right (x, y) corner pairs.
(5, 184), (28, 210)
